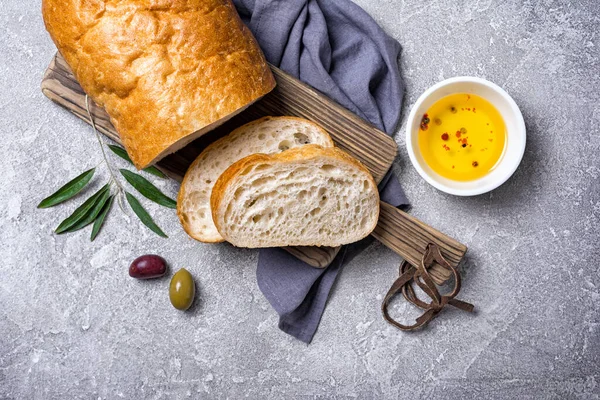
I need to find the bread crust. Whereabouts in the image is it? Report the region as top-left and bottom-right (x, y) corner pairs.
(42, 0), (276, 169)
(177, 116), (334, 242)
(210, 145), (380, 246)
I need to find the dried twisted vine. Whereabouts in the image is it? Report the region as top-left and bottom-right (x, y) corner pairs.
(382, 243), (474, 330)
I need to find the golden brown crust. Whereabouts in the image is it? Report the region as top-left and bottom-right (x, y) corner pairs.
(176, 206), (224, 244)
(176, 116), (334, 242)
(42, 0), (276, 169)
(210, 144), (380, 242)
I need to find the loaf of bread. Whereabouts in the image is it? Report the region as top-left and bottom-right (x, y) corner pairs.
(42, 0), (276, 169)
(178, 117), (334, 242)
(211, 145), (380, 248)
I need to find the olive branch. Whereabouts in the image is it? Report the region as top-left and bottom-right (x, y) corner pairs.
(37, 96), (174, 240)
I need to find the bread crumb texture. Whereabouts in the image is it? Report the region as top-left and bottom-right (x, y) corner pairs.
(42, 0), (276, 168)
(177, 117), (334, 242)
(211, 145), (380, 248)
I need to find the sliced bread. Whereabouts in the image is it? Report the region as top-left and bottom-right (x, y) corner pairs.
(211, 145), (380, 248)
(177, 116), (334, 242)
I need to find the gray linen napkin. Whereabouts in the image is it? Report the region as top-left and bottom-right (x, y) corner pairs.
(233, 0), (408, 343)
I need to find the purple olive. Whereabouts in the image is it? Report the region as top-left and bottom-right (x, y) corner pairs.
(129, 255), (167, 279)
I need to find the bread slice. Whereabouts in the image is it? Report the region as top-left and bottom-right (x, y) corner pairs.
(211, 145), (380, 248)
(177, 117), (334, 242)
(43, 0), (275, 169)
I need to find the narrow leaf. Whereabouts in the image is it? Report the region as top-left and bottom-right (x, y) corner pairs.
(65, 189), (112, 232)
(120, 169), (176, 209)
(143, 166), (166, 179)
(55, 184), (109, 234)
(38, 168), (95, 208)
(108, 145), (166, 178)
(107, 144), (131, 162)
(91, 195), (114, 241)
(125, 192), (168, 238)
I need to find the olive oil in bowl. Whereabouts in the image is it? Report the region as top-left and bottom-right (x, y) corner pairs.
(418, 93), (507, 181)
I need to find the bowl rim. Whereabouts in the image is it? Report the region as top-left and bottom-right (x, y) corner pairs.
(405, 76), (526, 196)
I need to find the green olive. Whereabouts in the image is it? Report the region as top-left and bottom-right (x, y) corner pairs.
(169, 268), (195, 310)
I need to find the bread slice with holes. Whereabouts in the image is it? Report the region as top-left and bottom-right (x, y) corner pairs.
(177, 117), (334, 242)
(211, 145), (380, 248)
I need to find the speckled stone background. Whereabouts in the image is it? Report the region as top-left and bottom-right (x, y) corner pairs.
(1, 0), (599, 398)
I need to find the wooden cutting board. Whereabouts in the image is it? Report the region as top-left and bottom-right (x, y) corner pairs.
(42, 53), (466, 280)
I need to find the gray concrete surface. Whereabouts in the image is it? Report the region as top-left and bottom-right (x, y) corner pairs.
(1, 0), (599, 398)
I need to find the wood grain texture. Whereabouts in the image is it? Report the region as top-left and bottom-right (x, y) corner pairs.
(372, 202), (467, 284)
(42, 53), (399, 268)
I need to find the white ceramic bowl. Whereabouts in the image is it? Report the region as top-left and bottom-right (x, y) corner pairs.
(406, 77), (526, 196)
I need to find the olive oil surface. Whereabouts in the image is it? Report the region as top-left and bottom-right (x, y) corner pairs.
(418, 93), (506, 181)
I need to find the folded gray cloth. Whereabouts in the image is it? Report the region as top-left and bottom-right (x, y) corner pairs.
(233, 0), (408, 343)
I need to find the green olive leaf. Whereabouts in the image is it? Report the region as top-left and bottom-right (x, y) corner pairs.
(65, 188), (112, 232)
(108, 145), (166, 178)
(120, 169), (176, 209)
(145, 167), (166, 179)
(38, 168), (95, 208)
(125, 191), (168, 238)
(55, 184), (109, 234)
(90, 195), (114, 241)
